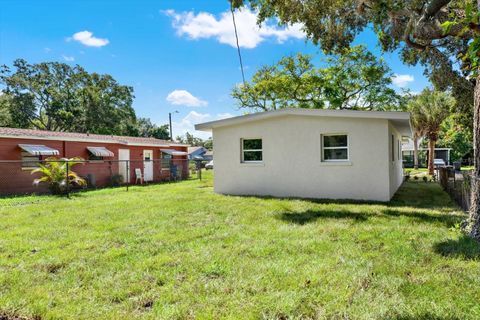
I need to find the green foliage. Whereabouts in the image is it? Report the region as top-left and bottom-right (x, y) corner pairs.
(31, 157), (86, 194)
(176, 132), (213, 149)
(135, 118), (170, 140)
(437, 115), (473, 162)
(0, 173), (478, 318)
(409, 89), (455, 142)
(236, 0), (476, 130)
(0, 59), (171, 139)
(232, 45), (400, 111)
(0, 92), (12, 126)
(0, 59), (136, 134)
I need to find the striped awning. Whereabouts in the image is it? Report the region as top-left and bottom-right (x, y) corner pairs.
(87, 146), (114, 157)
(19, 144), (60, 156)
(160, 149), (188, 156)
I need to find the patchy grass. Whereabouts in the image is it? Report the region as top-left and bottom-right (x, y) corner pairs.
(0, 172), (479, 319)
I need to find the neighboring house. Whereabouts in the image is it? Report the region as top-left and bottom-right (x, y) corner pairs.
(0, 127), (188, 195)
(195, 108), (411, 202)
(401, 138), (451, 167)
(188, 146), (213, 161)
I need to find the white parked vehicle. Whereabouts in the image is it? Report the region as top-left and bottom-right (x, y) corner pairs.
(205, 160), (214, 170)
(434, 159), (446, 167)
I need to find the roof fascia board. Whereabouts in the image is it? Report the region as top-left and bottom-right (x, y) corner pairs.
(195, 108), (411, 131)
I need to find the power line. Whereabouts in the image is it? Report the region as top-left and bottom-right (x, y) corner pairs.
(230, 3), (246, 85)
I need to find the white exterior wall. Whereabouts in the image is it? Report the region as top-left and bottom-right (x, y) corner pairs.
(212, 115), (404, 202)
(388, 122), (405, 198)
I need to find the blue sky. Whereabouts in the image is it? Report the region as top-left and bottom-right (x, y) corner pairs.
(0, 0), (430, 138)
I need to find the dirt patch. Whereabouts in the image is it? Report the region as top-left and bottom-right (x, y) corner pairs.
(0, 312), (41, 320)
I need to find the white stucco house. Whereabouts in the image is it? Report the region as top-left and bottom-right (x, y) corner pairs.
(195, 108), (411, 202)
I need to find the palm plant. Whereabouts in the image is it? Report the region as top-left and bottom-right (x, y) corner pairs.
(32, 157), (86, 194)
(410, 89), (455, 175)
(407, 98), (426, 170)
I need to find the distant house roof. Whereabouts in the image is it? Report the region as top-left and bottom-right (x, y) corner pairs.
(195, 108), (412, 136)
(188, 146), (205, 155)
(402, 138), (451, 151)
(0, 127), (187, 147)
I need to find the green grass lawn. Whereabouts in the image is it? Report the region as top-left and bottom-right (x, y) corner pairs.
(1, 172), (480, 319)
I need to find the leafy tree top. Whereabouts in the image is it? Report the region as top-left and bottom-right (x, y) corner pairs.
(233, 0), (477, 126)
(232, 45), (401, 111)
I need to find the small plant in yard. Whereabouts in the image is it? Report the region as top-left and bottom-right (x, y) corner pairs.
(414, 175), (419, 181)
(423, 176), (429, 183)
(32, 157), (86, 194)
(109, 174), (124, 187)
(404, 174), (411, 181)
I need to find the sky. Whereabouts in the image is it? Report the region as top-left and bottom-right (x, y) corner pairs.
(0, 0), (431, 139)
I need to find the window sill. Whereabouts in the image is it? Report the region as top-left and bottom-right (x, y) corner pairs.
(240, 162), (265, 167)
(319, 161), (352, 166)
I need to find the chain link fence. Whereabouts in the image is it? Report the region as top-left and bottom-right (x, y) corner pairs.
(0, 158), (203, 197)
(439, 167), (473, 211)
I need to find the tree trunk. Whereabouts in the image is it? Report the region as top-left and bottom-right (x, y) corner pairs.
(466, 73), (480, 240)
(428, 138), (435, 176)
(413, 134), (419, 170)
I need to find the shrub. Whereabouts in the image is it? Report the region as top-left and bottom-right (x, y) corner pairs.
(414, 176), (419, 181)
(110, 174), (124, 187)
(32, 157), (86, 195)
(404, 174), (411, 181)
(422, 176), (429, 183)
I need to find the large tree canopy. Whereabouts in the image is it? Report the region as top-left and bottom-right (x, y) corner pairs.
(232, 45), (401, 111)
(0, 59), (138, 136)
(233, 0), (475, 126)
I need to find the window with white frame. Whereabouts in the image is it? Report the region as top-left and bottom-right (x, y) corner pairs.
(321, 134), (348, 161)
(241, 138), (263, 162)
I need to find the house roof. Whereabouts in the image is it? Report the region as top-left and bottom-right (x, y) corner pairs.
(402, 138), (451, 151)
(188, 146), (205, 155)
(0, 127), (187, 147)
(195, 108), (412, 136)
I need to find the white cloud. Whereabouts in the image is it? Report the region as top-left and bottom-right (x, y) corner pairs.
(62, 55), (75, 62)
(44, 47), (52, 53)
(392, 74), (414, 87)
(173, 111), (234, 139)
(164, 8), (304, 49)
(69, 31), (109, 47)
(166, 90), (208, 107)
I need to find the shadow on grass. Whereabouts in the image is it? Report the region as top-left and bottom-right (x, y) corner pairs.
(278, 208), (462, 226)
(433, 236), (480, 260)
(279, 209), (369, 225)
(382, 209), (461, 228)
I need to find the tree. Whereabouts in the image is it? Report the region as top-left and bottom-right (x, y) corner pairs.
(176, 132), (213, 149)
(233, 0), (480, 239)
(135, 118), (170, 140)
(0, 59), (137, 135)
(407, 98), (426, 170)
(232, 45), (400, 111)
(410, 89), (454, 175)
(0, 92), (12, 127)
(437, 115), (473, 163)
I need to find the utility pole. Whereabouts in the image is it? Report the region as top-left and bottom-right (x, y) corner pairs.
(168, 111), (179, 140)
